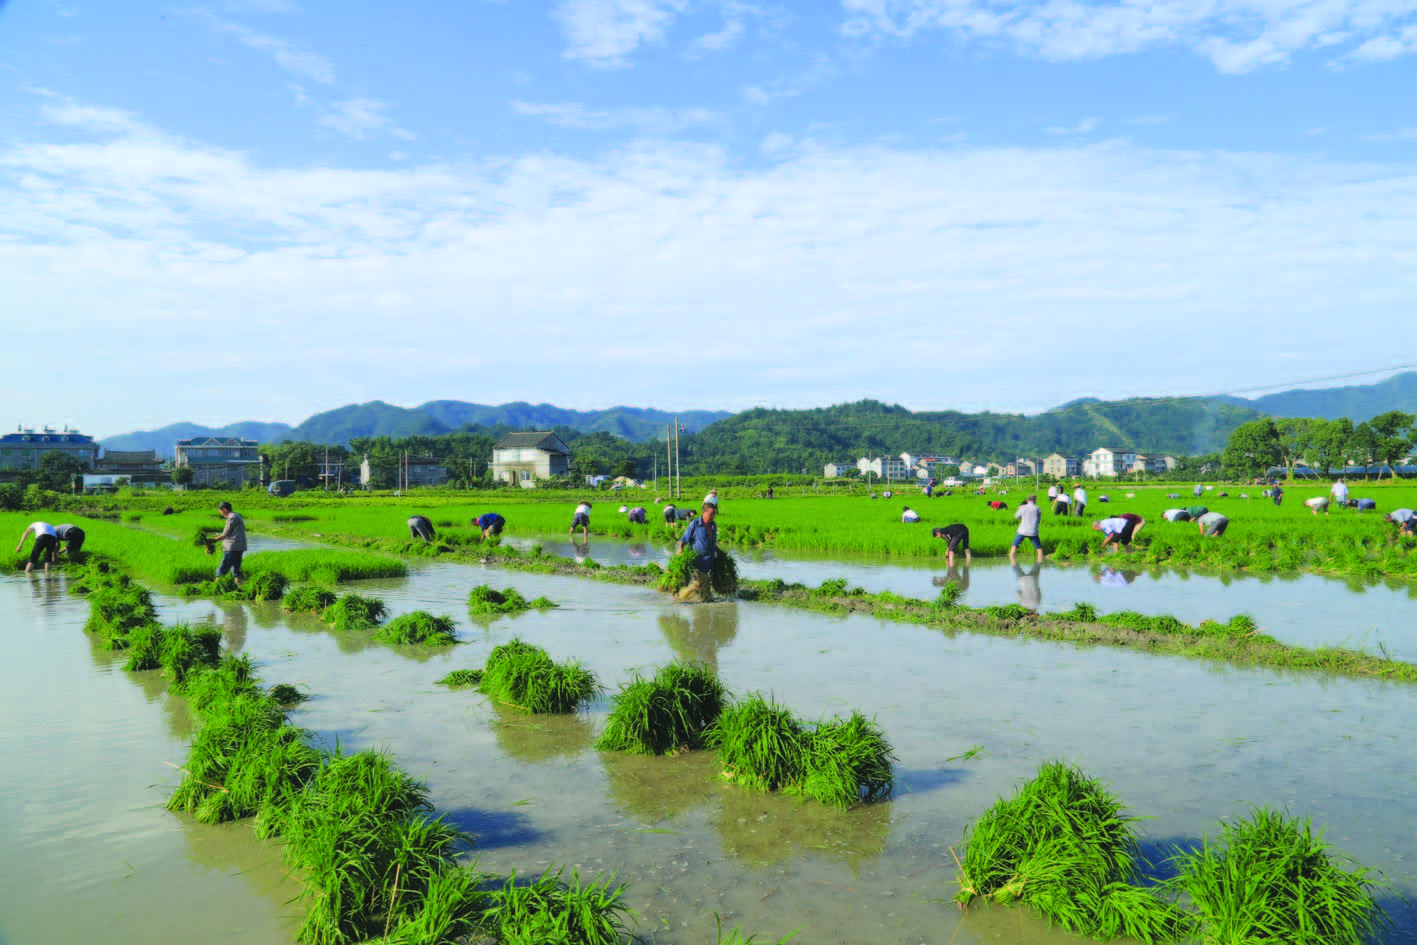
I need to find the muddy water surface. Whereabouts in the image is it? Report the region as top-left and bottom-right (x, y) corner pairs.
(5, 554), (1417, 945)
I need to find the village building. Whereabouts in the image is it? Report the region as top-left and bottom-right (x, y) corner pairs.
(175, 436), (262, 489)
(0, 426), (98, 480)
(1042, 453), (1082, 478)
(857, 456), (909, 480)
(490, 432), (571, 487)
(823, 461), (857, 478)
(1084, 447), (1138, 478)
(93, 449), (166, 486)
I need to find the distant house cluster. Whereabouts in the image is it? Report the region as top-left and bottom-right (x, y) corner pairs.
(824, 447), (1177, 480)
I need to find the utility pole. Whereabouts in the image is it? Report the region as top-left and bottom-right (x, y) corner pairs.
(674, 417), (681, 500)
(666, 426), (672, 499)
(324, 445), (329, 492)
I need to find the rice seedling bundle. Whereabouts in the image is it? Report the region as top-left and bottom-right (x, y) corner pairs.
(284, 586), (338, 613)
(953, 761), (1179, 939)
(1170, 807), (1390, 945)
(475, 639), (599, 713)
(375, 865), (488, 945)
(707, 696), (808, 795)
(656, 548), (697, 593)
(596, 662), (727, 755)
(122, 622), (167, 671)
(159, 623), (225, 690)
(374, 611), (459, 646)
(83, 583), (157, 638)
(262, 750), (468, 945)
(167, 692), (314, 824)
(434, 669), (483, 688)
(467, 585), (556, 615)
(182, 654), (260, 714)
(484, 868), (633, 945)
(798, 711), (896, 809)
(269, 682), (307, 704)
(322, 593), (388, 631)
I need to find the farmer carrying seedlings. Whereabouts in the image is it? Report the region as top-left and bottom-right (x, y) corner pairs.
(676, 502), (718, 603)
(213, 501), (247, 585)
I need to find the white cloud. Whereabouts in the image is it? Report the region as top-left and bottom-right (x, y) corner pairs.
(511, 100), (720, 133)
(4, 99), (1417, 432)
(1044, 116), (1098, 135)
(316, 98), (415, 141)
(840, 0), (1417, 73)
(202, 13), (337, 83)
(555, 0), (690, 65)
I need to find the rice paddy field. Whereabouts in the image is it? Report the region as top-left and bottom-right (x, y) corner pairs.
(3, 490), (1417, 944)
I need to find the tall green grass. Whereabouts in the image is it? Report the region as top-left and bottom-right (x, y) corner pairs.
(465, 639), (599, 713)
(596, 662), (727, 755)
(706, 695), (895, 809)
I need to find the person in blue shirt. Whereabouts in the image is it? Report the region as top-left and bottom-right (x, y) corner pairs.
(475, 513), (505, 538)
(675, 502), (719, 602)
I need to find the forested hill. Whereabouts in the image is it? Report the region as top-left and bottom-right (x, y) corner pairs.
(1220, 371), (1417, 421)
(678, 398), (1262, 472)
(100, 421), (294, 457)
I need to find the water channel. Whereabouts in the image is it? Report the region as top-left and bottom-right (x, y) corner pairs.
(3, 539), (1416, 944)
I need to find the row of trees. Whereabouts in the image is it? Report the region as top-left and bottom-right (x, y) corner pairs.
(1221, 412), (1416, 480)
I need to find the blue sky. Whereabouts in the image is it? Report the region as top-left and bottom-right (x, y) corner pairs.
(2, 0), (1416, 437)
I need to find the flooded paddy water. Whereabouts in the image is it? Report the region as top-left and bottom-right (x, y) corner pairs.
(4, 541), (1417, 944)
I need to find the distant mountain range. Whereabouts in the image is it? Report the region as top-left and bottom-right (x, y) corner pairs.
(100, 401), (733, 456)
(97, 372), (1417, 460)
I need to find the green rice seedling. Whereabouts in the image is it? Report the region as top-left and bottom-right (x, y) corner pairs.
(706, 695), (808, 795)
(376, 865), (489, 945)
(122, 622), (167, 671)
(191, 525), (215, 550)
(711, 548), (740, 596)
(183, 654), (260, 714)
(284, 586), (338, 613)
(266, 750), (468, 944)
(323, 593), (388, 631)
(1171, 807), (1390, 945)
(476, 639), (599, 713)
(798, 711), (895, 809)
(596, 662), (728, 755)
(435, 669), (483, 688)
(933, 581), (964, 609)
(272, 513), (320, 522)
(167, 692), (315, 824)
(656, 548), (697, 593)
(485, 867), (633, 945)
(1227, 613), (1259, 636)
(713, 915), (800, 945)
(158, 622), (225, 690)
(84, 583), (158, 637)
(953, 761), (1174, 940)
(1056, 602), (1099, 622)
(981, 603), (1031, 621)
(269, 682), (307, 704)
(374, 612), (459, 646)
(467, 584), (557, 615)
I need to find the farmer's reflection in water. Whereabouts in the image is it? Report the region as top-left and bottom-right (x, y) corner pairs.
(1095, 565), (1141, 587)
(932, 562), (971, 592)
(657, 602), (739, 673)
(1013, 562), (1042, 610)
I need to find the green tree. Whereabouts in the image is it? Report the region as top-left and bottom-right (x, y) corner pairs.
(1275, 418), (1313, 480)
(171, 465), (194, 488)
(1306, 417), (1353, 476)
(36, 450), (86, 493)
(1368, 410), (1414, 478)
(1221, 419), (1282, 480)
(1348, 421), (1378, 470)
(615, 458), (639, 479)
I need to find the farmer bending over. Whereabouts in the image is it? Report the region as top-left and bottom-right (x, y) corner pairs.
(1386, 509), (1415, 535)
(1093, 516), (1134, 553)
(407, 515), (436, 541)
(55, 523), (86, 558)
(475, 513), (504, 538)
(14, 521), (59, 573)
(570, 501), (592, 539)
(676, 502), (719, 603)
(1197, 511), (1230, 537)
(932, 524), (971, 566)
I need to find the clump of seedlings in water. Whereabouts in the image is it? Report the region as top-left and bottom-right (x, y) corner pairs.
(282, 585), (337, 613)
(180, 570), (288, 602)
(268, 682), (307, 705)
(375, 611), (459, 646)
(467, 584), (556, 615)
(596, 662), (727, 755)
(483, 867), (633, 945)
(953, 760), (1185, 941)
(465, 638), (598, 713)
(322, 592), (388, 630)
(706, 694), (896, 809)
(435, 668), (484, 688)
(657, 548), (739, 596)
(1170, 807), (1390, 945)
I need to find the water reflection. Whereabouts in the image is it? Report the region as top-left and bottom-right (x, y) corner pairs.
(178, 819), (295, 921)
(490, 703), (594, 763)
(27, 572), (63, 605)
(600, 750), (720, 823)
(932, 563), (970, 591)
(1013, 563), (1042, 609)
(712, 787), (893, 872)
(657, 603), (740, 672)
(1093, 566), (1141, 587)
